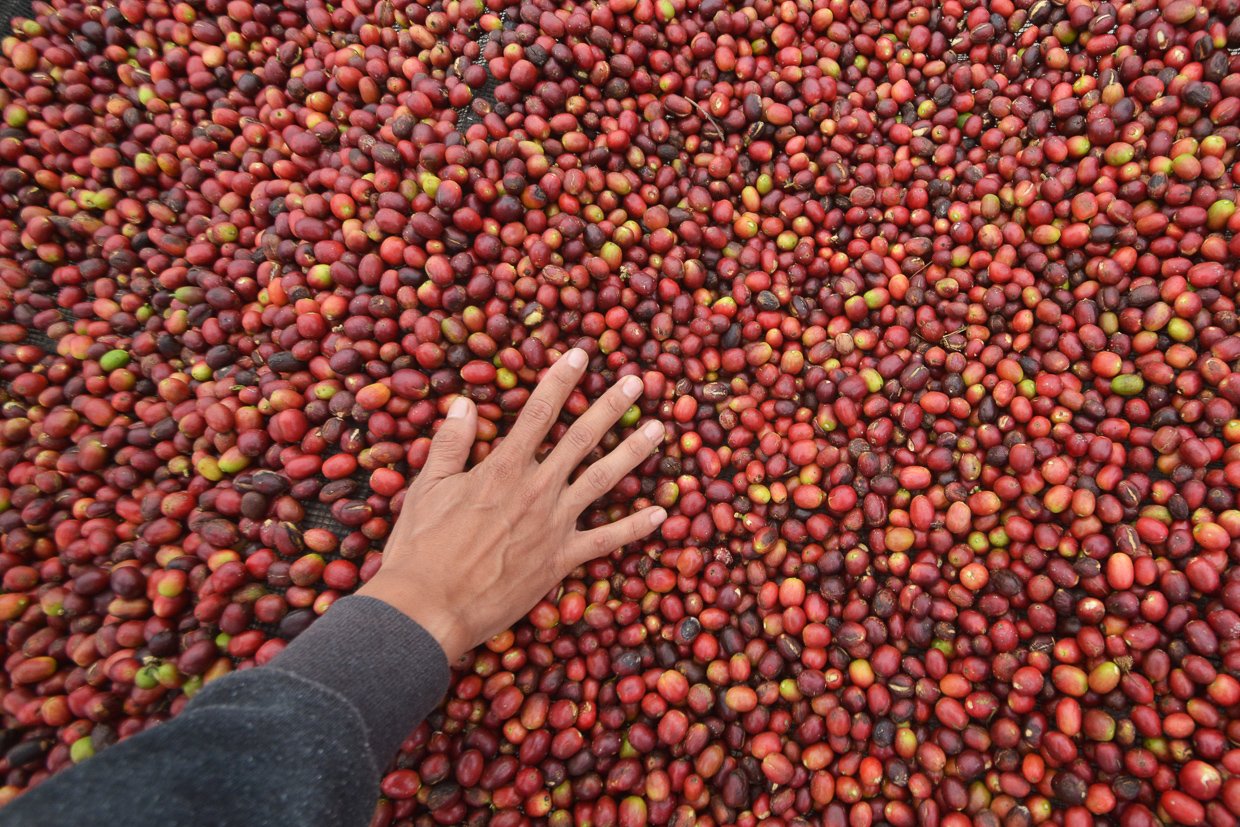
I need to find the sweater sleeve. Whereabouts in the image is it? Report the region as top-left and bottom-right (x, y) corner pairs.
(0, 595), (450, 827)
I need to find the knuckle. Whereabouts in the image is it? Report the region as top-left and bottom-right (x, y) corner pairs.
(584, 464), (612, 493)
(625, 435), (648, 461)
(433, 426), (464, 449)
(591, 530), (615, 557)
(487, 454), (518, 479)
(607, 390), (630, 415)
(565, 424), (596, 452)
(521, 398), (556, 427)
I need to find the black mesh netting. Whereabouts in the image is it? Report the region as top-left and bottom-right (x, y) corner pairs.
(0, 0), (33, 29)
(455, 15), (506, 130)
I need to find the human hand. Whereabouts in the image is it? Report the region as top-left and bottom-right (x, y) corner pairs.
(357, 348), (667, 662)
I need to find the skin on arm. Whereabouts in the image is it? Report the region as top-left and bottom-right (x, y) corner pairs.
(357, 347), (667, 661)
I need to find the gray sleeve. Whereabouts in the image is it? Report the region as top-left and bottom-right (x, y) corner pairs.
(0, 596), (450, 827)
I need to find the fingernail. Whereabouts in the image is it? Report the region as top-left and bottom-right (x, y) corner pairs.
(620, 375), (642, 398)
(446, 397), (470, 419)
(566, 348), (587, 369)
(641, 420), (664, 441)
(649, 507), (667, 526)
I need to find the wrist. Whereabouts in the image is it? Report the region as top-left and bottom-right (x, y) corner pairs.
(356, 577), (469, 663)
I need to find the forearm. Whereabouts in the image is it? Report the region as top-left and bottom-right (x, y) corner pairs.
(0, 596), (449, 827)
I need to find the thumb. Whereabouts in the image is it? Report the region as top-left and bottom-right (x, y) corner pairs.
(420, 397), (477, 483)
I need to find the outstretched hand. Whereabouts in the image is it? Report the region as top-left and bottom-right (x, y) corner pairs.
(357, 349), (667, 661)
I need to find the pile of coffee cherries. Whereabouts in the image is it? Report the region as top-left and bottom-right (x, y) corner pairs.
(0, 0), (1238, 823)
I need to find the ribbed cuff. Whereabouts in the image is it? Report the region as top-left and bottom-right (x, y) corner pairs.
(268, 595), (450, 766)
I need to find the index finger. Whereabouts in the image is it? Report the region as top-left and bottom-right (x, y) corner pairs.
(493, 348), (589, 461)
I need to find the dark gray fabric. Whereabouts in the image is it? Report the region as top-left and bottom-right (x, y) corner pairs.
(0, 596), (450, 827)
(268, 595), (451, 763)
